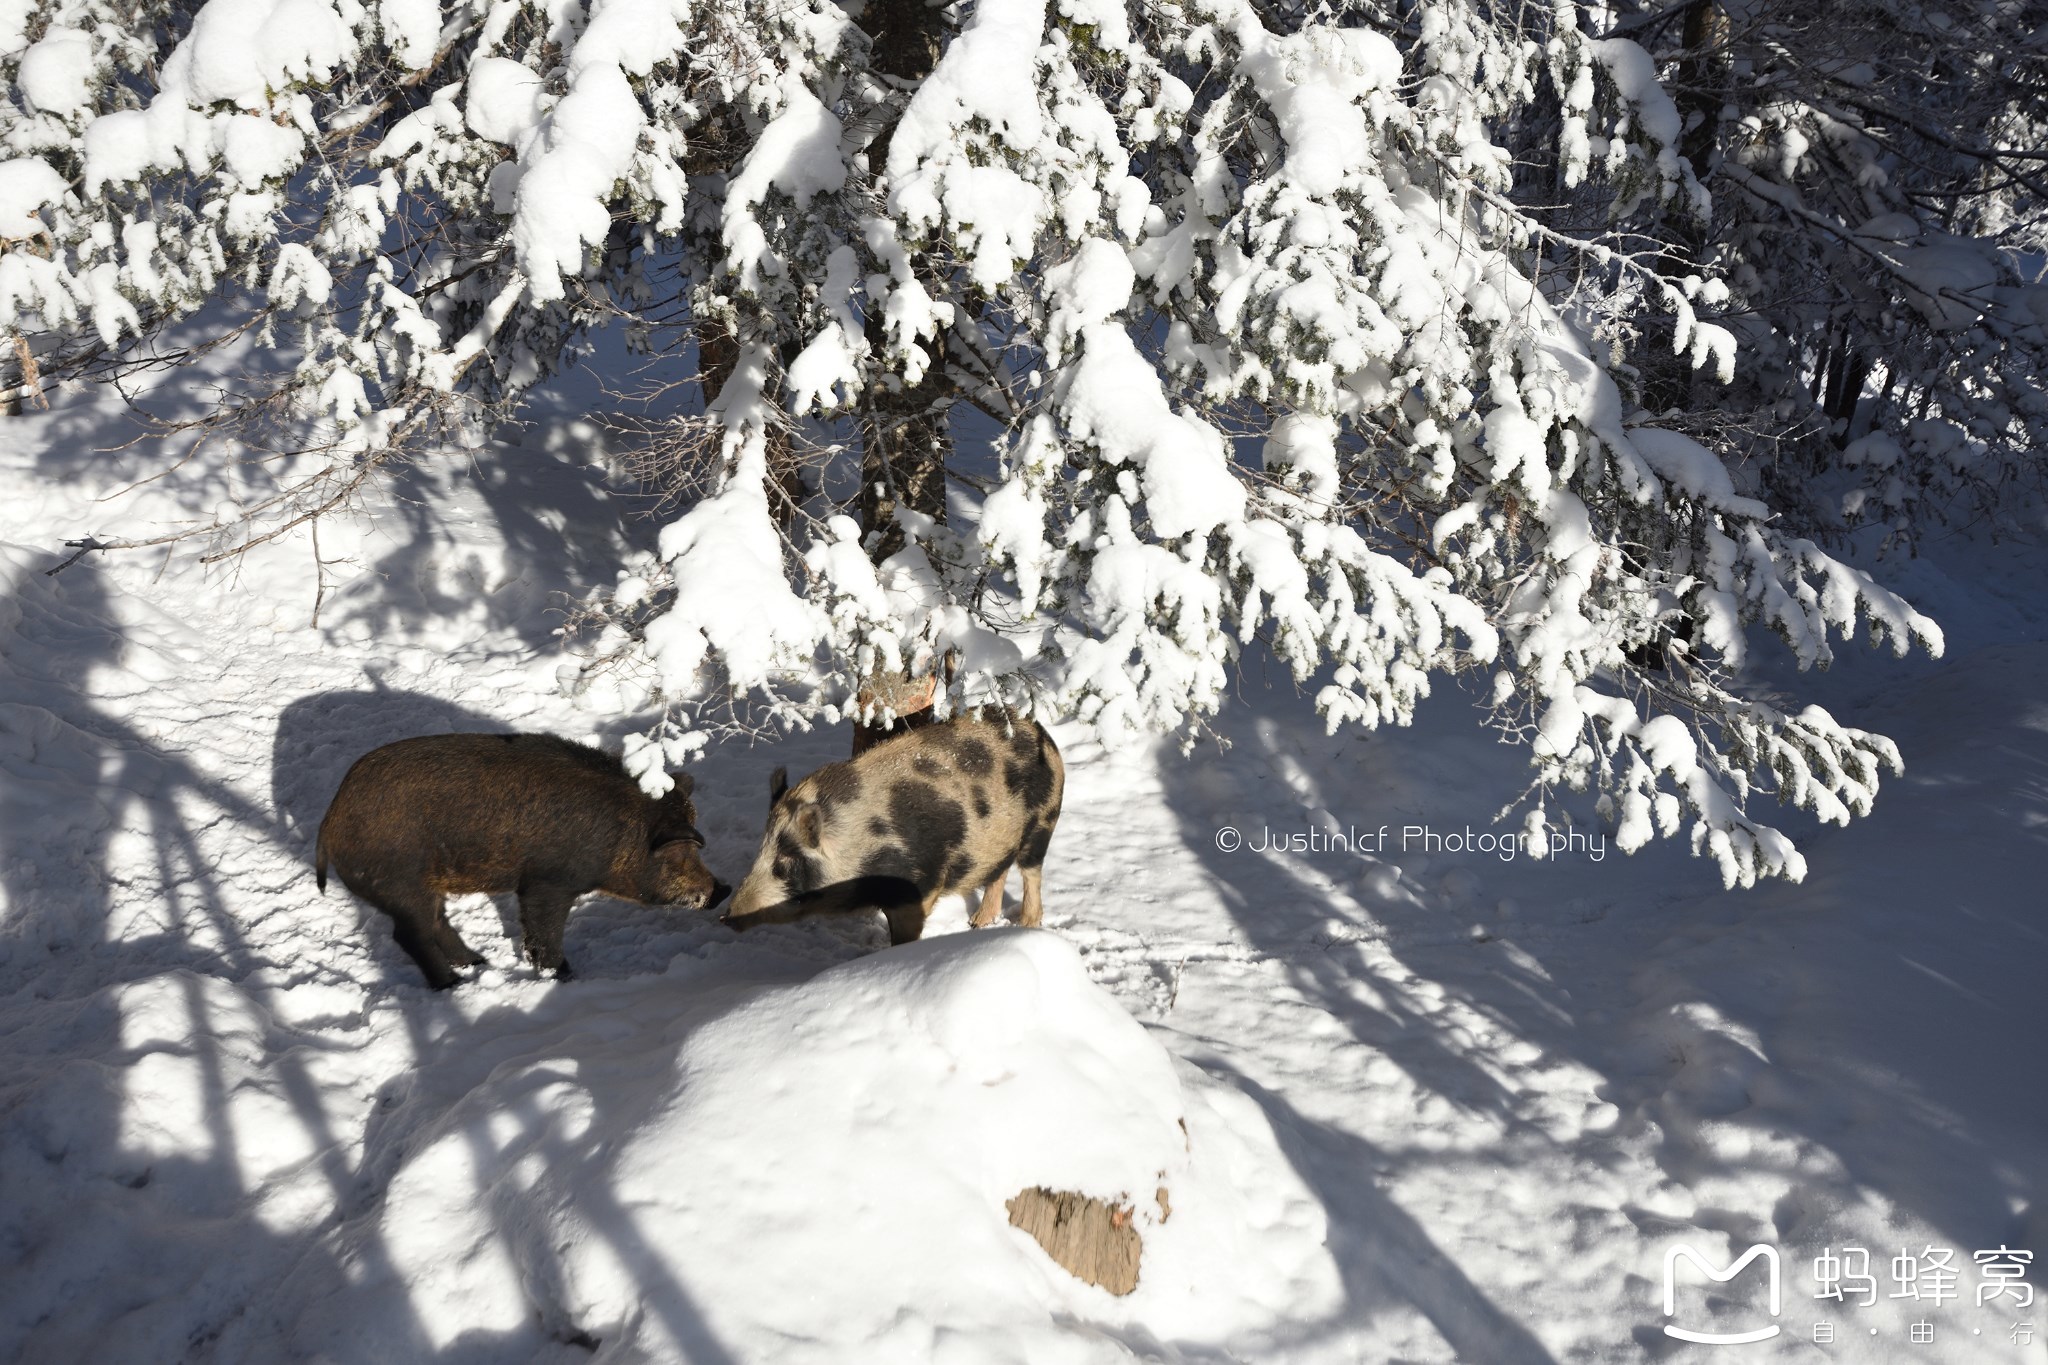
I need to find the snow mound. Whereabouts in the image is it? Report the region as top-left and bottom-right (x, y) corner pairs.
(316, 931), (1338, 1362)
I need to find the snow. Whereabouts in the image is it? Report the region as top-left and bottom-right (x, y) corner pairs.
(1262, 410), (1339, 504)
(1627, 425), (1770, 518)
(465, 57), (552, 148)
(639, 342), (829, 693)
(886, 0), (1056, 292)
(889, 0), (1047, 185)
(377, 0), (442, 70)
(783, 246), (868, 414)
(509, 63), (648, 302)
(1057, 323), (1246, 541)
(978, 479), (1053, 610)
(219, 114), (305, 187)
(723, 86), (851, 292)
(1235, 22), (1401, 199)
(1591, 37), (1684, 176)
(0, 360), (2044, 1362)
(347, 932), (1338, 1360)
(16, 27), (96, 116)
(1897, 239), (2001, 333)
(14, 0), (1948, 901)
(0, 156), (65, 236)
(569, 0), (697, 81)
(154, 0), (354, 110)
(1042, 237), (1137, 362)
(5, 0), (2048, 1345)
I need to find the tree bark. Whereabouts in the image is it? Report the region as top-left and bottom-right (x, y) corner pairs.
(1643, 0), (1730, 416)
(1675, 0), (1729, 190)
(848, 0), (956, 751)
(1005, 1188), (1146, 1296)
(697, 321), (805, 527)
(857, 354), (952, 561)
(854, 0), (954, 560)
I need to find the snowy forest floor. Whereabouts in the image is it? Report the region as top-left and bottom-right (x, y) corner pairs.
(2, 372), (2045, 1363)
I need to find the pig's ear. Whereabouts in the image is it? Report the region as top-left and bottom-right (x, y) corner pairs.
(795, 801), (822, 848)
(670, 771), (696, 798)
(768, 766), (789, 811)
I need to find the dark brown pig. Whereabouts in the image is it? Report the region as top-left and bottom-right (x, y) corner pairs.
(722, 711), (1063, 942)
(315, 733), (727, 988)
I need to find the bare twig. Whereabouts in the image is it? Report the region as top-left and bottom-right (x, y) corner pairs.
(44, 537), (113, 576)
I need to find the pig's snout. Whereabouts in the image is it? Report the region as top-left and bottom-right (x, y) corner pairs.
(672, 879), (729, 912)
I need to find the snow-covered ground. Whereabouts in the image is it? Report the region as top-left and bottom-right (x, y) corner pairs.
(2, 370), (2044, 1363)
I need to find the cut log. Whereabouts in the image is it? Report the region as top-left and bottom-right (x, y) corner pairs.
(850, 671), (940, 757)
(1004, 1187), (1143, 1296)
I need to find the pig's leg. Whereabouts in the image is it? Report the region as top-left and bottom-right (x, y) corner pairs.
(1016, 817), (1055, 928)
(430, 899), (485, 968)
(880, 888), (942, 946)
(516, 883), (580, 978)
(882, 892), (926, 945)
(970, 862), (1012, 928)
(1017, 865), (1046, 928)
(372, 893), (460, 990)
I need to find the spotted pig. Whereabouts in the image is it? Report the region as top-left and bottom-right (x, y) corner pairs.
(722, 711), (1064, 940)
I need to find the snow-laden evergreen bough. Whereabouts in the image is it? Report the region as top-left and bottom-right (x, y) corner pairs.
(0, 0), (1949, 886)
(1593, 0), (2048, 547)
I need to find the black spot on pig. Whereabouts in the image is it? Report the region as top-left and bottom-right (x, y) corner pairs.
(957, 739), (994, 777)
(1004, 759), (1055, 809)
(773, 831), (822, 895)
(868, 816), (891, 836)
(860, 844), (917, 882)
(815, 765), (863, 805)
(972, 787), (992, 820)
(1019, 818), (1054, 868)
(889, 780), (966, 885)
(1006, 728), (1062, 809)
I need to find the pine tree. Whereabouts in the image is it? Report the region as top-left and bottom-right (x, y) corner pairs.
(0, 0), (1960, 885)
(1597, 0), (2048, 545)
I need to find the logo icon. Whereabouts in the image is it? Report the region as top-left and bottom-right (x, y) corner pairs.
(1664, 1244), (1783, 1344)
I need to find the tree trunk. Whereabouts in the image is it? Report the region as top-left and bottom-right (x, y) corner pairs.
(848, 0), (956, 752)
(1826, 346), (1874, 445)
(1005, 1188), (1147, 1296)
(854, 0), (953, 560)
(1675, 0), (1729, 190)
(697, 321), (804, 526)
(857, 357), (952, 560)
(1642, 0), (1729, 416)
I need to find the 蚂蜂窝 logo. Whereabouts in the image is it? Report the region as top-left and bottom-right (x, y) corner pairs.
(1664, 1244), (1783, 1344)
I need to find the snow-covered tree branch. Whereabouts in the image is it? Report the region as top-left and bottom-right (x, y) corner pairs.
(5, 0), (1991, 886)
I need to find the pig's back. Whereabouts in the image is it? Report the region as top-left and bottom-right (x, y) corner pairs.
(849, 715), (1060, 896)
(321, 734), (634, 892)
